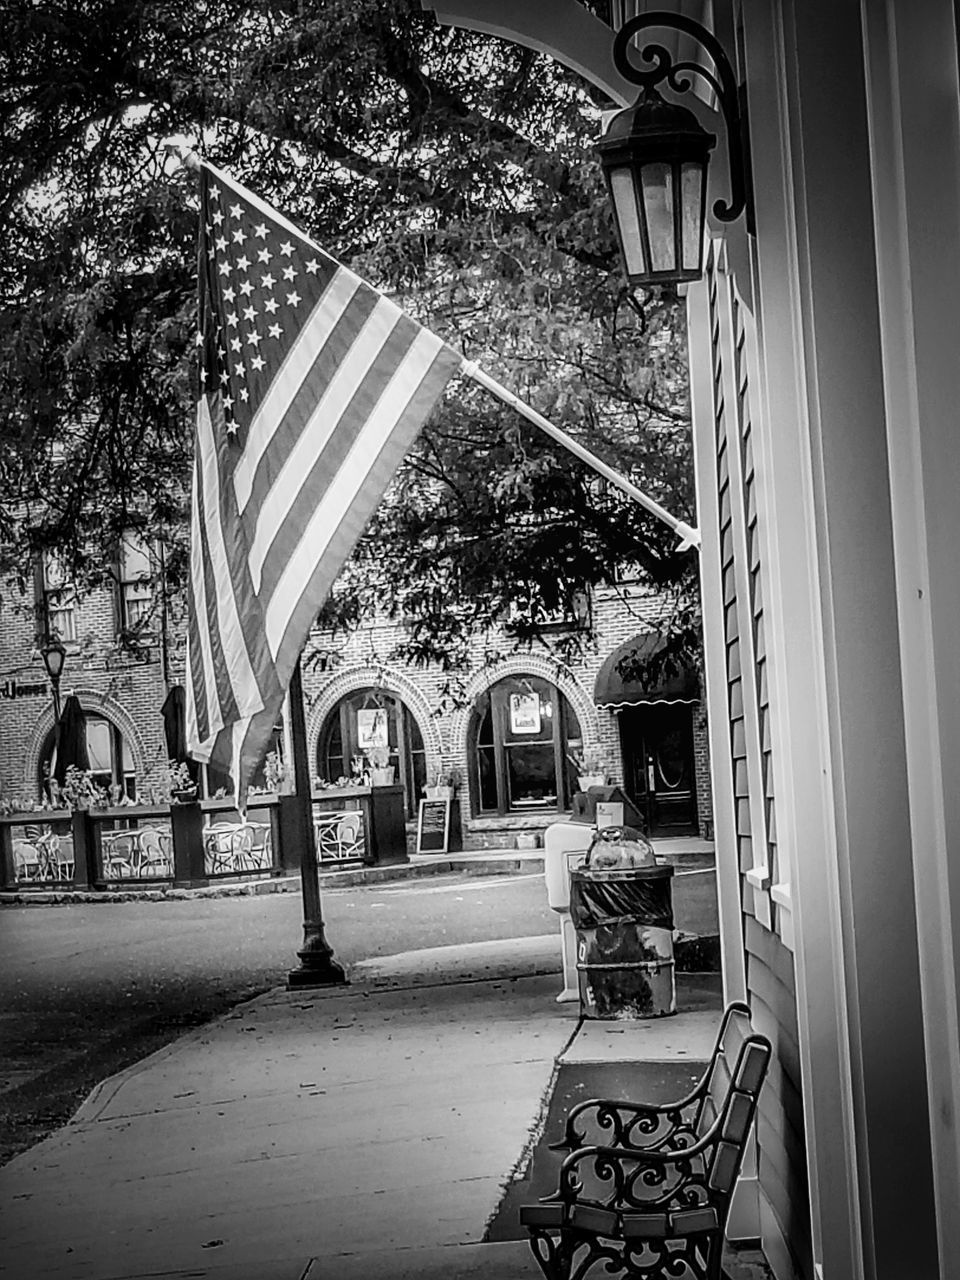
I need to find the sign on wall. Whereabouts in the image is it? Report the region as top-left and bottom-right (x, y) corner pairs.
(0, 679), (48, 700)
(357, 707), (389, 750)
(509, 692), (541, 735)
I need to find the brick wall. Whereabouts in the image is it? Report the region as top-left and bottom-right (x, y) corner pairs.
(0, 580), (173, 805)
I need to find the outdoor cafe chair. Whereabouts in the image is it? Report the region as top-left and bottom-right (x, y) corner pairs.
(13, 839), (42, 881)
(22, 824), (62, 879)
(229, 823), (255, 870)
(136, 828), (173, 877)
(101, 830), (136, 879)
(243, 822), (272, 869)
(314, 811), (364, 861)
(203, 823), (238, 874)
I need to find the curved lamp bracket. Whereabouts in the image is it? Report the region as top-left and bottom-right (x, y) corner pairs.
(613, 12), (754, 230)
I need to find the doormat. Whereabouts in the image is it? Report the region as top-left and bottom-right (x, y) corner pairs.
(484, 1057), (708, 1243)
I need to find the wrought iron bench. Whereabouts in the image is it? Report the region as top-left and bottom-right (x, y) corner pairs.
(520, 1001), (771, 1280)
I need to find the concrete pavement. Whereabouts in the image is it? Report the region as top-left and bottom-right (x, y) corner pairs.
(0, 942), (739, 1280)
(0, 839), (760, 1280)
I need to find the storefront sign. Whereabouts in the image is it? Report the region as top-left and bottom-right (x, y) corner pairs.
(0, 679), (48, 700)
(595, 800), (624, 829)
(357, 707), (389, 749)
(509, 692), (541, 735)
(417, 796), (453, 854)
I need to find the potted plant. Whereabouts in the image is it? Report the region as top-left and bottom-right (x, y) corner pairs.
(366, 747), (395, 786)
(60, 765), (108, 811)
(263, 750), (285, 793)
(167, 760), (198, 803)
(569, 749), (610, 792)
(425, 767), (457, 800)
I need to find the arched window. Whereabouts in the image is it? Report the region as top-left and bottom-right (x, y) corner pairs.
(470, 676), (582, 815)
(38, 712), (136, 802)
(317, 689), (426, 818)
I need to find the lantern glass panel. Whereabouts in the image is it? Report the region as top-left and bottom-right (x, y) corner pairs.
(42, 643), (65, 680)
(609, 166), (648, 278)
(681, 161), (705, 272)
(641, 161), (677, 274)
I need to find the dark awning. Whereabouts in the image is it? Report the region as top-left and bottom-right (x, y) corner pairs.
(594, 635), (700, 709)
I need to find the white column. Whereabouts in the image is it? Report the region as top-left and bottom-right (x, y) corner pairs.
(742, 0), (941, 1275)
(860, 1), (960, 1272)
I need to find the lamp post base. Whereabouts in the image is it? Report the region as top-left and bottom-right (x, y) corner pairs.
(286, 922), (347, 989)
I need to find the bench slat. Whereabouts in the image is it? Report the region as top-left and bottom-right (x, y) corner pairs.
(519, 1203), (564, 1228)
(669, 1206), (720, 1233)
(707, 1139), (743, 1191)
(571, 1204), (619, 1235)
(622, 1213), (669, 1239)
(721, 1090), (754, 1144)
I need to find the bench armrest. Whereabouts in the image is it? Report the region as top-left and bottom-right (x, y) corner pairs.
(552, 1137), (716, 1218)
(555, 1093), (703, 1152)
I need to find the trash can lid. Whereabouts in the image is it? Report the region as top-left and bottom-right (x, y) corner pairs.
(584, 824), (658, 870)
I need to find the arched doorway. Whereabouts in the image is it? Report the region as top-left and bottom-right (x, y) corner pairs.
(316, 688), (426, 818)
(594, 636), (700, 836)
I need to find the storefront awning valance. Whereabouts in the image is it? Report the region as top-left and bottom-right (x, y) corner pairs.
(594, 635), (700, 709)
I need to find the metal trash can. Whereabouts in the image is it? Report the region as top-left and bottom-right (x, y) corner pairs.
(570, 825), (675, 1019)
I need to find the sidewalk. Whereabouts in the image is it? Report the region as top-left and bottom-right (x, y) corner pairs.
(0, 954), (765, 1280)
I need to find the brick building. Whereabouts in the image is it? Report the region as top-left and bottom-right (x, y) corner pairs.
(0, 553), (711, 847)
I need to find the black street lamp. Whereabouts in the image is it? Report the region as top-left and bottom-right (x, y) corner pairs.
(40, 637), (67, 724)
(597, 12), (754, 289)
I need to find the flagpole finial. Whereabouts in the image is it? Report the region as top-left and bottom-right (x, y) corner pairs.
(674, 522), (702, 553)
(160, 137), (202, 170)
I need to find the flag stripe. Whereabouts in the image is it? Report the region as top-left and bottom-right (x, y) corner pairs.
(246, 294), (413, 591)
(265, 331), (458, 658)
(240, 283), (392, 536)
(185, 592), (214, 753)
(251, 310), (423, 599)
(232, 260), (351, 514)
(187, 454), (225, 749)
(195, 397), (264, 722)
(271, 341), (464, 675)
(193, 447), (242, 747)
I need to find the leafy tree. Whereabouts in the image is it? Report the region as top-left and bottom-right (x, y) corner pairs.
(1, 0), (698, 679)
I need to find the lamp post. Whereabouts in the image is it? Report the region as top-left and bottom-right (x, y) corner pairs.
(597, 12), (753, 290)
(40, 637), (67, 724)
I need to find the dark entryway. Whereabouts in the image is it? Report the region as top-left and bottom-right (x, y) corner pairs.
(593, 633), (701, 839)
(620, 703), (698, 837)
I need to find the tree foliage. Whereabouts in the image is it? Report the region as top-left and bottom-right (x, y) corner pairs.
(2, 0), (698, 675)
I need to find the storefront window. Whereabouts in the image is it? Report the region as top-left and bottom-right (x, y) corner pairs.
(39, 712), (136, 802)
(84, 715), (136, 799)
(317, 690), (426, 818)
(470, 676), (582, 815)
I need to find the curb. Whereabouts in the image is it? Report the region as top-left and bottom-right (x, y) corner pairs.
(0, 854), (544, 906)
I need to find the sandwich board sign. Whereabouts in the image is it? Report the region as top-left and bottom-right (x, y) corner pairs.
(417, 796), (453, 854)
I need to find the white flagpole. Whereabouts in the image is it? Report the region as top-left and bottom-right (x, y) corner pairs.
(460, 361), (700, 552)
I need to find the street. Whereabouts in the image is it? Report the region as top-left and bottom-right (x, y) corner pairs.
(0, 865), (718, 1166)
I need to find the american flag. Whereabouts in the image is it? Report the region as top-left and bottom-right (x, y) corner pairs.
(185, 161), (463, 803)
